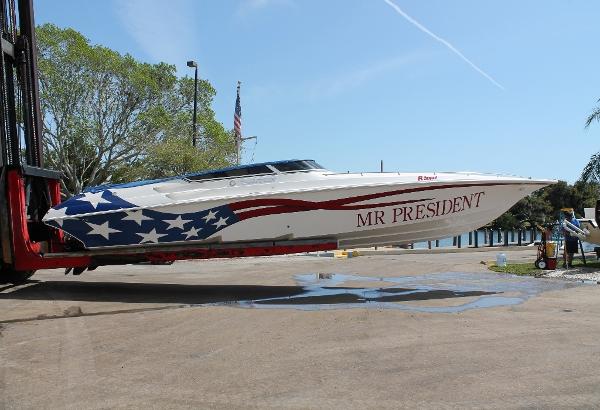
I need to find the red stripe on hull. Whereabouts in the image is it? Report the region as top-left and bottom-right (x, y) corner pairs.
(229, 182), (517, 221)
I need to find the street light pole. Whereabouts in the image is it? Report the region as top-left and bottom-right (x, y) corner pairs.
(187, 60), (198, 147)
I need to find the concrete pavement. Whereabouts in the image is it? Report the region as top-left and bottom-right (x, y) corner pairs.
(2, 250), (600, 409)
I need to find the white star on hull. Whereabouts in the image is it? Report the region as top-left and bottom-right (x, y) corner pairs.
(86, 221), (121, 240)
(138, 228), (167, 244)
(183, 226), (201, 239)
(213, 217), (229, 228)
(122, 210), (152, 225)
(203, 209), (218, 222)
(83, 191), (112, 209)
(164, 215), (193, 230)
(45, 206), (69, 226)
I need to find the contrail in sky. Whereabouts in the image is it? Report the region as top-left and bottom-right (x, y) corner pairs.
(383, 0), (504, 90)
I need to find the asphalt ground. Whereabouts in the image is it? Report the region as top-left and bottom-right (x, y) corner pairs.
(2, 249), (600, 409)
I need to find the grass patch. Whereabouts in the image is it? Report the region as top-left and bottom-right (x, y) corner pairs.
(488, 262), (538, 276)
(488, 258), (600, 276)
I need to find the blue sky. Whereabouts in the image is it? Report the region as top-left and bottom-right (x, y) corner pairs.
(35, 0), (600, 182)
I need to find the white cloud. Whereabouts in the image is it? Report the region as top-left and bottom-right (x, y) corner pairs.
(236, 0), (295, 17)
(242, 52), (429, 104)
(306, 52), (429, 99)
(383, 0), (504, 90)
(114, 0), (198, 74)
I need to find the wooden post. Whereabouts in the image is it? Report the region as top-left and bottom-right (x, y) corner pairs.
(517, 229), (522, 246)
(484, 229), (488, 244)
(469, 231), (473, 246)
(435, 239), (439, 247)
(511, 230), (515, 242)
(504, 230), (509, 247)
(474, 230), (479, 248)
(452, 236), (457, 246)
(489, 230), (494, 247)
(457, 235), (462, 248)
(497, 230), (502, 242)
(428, 241), (432, 250)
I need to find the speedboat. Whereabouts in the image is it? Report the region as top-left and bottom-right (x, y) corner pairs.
(43, 159), (555, 250)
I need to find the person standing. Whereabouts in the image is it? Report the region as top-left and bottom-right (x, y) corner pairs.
(562, 210), (580, 268)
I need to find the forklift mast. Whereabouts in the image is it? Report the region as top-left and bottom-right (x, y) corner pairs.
(0, 0), (62, 276)
(0, 0), (43, 170)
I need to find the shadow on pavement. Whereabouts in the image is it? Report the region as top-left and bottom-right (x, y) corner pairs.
(0, 280), (494, 306)
(0, 281), (306, 304)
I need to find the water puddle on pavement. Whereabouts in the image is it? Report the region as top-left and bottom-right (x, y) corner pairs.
(218, 272), (581, 313)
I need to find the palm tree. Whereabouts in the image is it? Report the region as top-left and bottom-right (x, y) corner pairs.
(581, 99), (600, 182)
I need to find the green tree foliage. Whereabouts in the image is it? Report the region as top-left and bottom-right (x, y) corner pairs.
(581, 99), (600, 182)
(490, 181), (599, 229)
(37, 24), (235, 196)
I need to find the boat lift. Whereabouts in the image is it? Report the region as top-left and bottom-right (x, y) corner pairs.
(0, 0), (336, 283)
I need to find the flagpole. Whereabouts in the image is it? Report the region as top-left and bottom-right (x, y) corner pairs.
(234, 81), (242, 165)
(233, 81), (258, 165)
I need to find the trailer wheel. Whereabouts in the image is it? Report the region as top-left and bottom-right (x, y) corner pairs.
(0, 266), (35, 284)
(537, 260), (547, 270)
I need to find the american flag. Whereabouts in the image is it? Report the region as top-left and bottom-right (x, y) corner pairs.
(234, 81), (242, 139)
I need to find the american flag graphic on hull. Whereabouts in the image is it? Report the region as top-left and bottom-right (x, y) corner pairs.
(45, 187), (435, 249)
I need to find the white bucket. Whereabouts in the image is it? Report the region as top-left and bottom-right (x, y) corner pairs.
(496, 253), (507, 267)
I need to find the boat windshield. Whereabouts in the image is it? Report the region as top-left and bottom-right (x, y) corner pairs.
(185, 160), (324, 182)
(186, 164), (274, 181)
(273, 160), (323, 172)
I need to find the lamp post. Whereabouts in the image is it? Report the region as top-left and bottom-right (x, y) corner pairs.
(187, 60), (198, 147)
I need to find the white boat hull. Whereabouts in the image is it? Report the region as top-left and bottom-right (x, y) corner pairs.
(44, 169), (550, 250)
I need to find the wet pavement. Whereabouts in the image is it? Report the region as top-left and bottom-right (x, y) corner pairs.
(230, 272), (581, 312)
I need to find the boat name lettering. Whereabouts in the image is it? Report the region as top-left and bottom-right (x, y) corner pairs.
(418, 175), (437, 181)
(356, 191), (485, 228)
